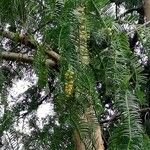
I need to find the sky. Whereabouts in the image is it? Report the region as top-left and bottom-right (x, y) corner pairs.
(5, 73), (55, 137)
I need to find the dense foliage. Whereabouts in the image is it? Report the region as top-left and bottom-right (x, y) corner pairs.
(0, 0), (150, 149)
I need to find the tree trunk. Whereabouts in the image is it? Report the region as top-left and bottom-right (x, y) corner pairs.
(73, 131), (85, 150)
(73, 106), (104, 150)
(73, 119), (104, 150)
(94, 126), (104, 150)
(72, 5), (104, 150)
(144, 0), (150, 21)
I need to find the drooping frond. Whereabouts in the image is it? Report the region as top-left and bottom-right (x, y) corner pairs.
(109, 91), (143, 150)
(1, 0), (150, 149)
(107, 27), (144, 149)
(0, 0), (27, 24)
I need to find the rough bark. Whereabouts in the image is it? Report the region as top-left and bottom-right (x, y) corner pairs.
(94, 126), (104, 150)
(73, 131), (85, 150)
(73, 127), (104, 150)
(73, 106), (104, 150)
(144, 0), (150, 21)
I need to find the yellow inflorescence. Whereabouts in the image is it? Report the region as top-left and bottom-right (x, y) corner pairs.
(64, 70), (74, 97)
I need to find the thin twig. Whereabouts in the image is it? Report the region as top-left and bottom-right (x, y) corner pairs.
(119, 7), (142, 18)
(140, 107), (150, 112)
(100, 113), (119, 124)
(100, 107), (150, 124)
(32, 20), (53, 34)
(127, 20), (150, 35)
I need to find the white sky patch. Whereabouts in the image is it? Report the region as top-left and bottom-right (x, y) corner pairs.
(9, 80), (32, 98)
(5, 72), (55, 133)
(14, 117), (34, 135)
(37, 102), (55, 128)
(7, 75), (54, 116)
(119, 5), (126, 14)
(37, 102), (55, 118)
(7, 71), (38, 103)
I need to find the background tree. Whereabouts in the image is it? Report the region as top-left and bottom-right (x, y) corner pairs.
(1, 0), (150, 150)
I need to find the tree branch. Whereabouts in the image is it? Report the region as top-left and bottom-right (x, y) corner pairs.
(0, 51), (56, 67)
(100, 113), (119, 124)
(0, 29), (60, 62)
(140, 107), (150, 112)
(119, 6), (143, 18)
(100, 107), (150, 124)
(127, 20), (150, 35)
(0, 29), (36, 49)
